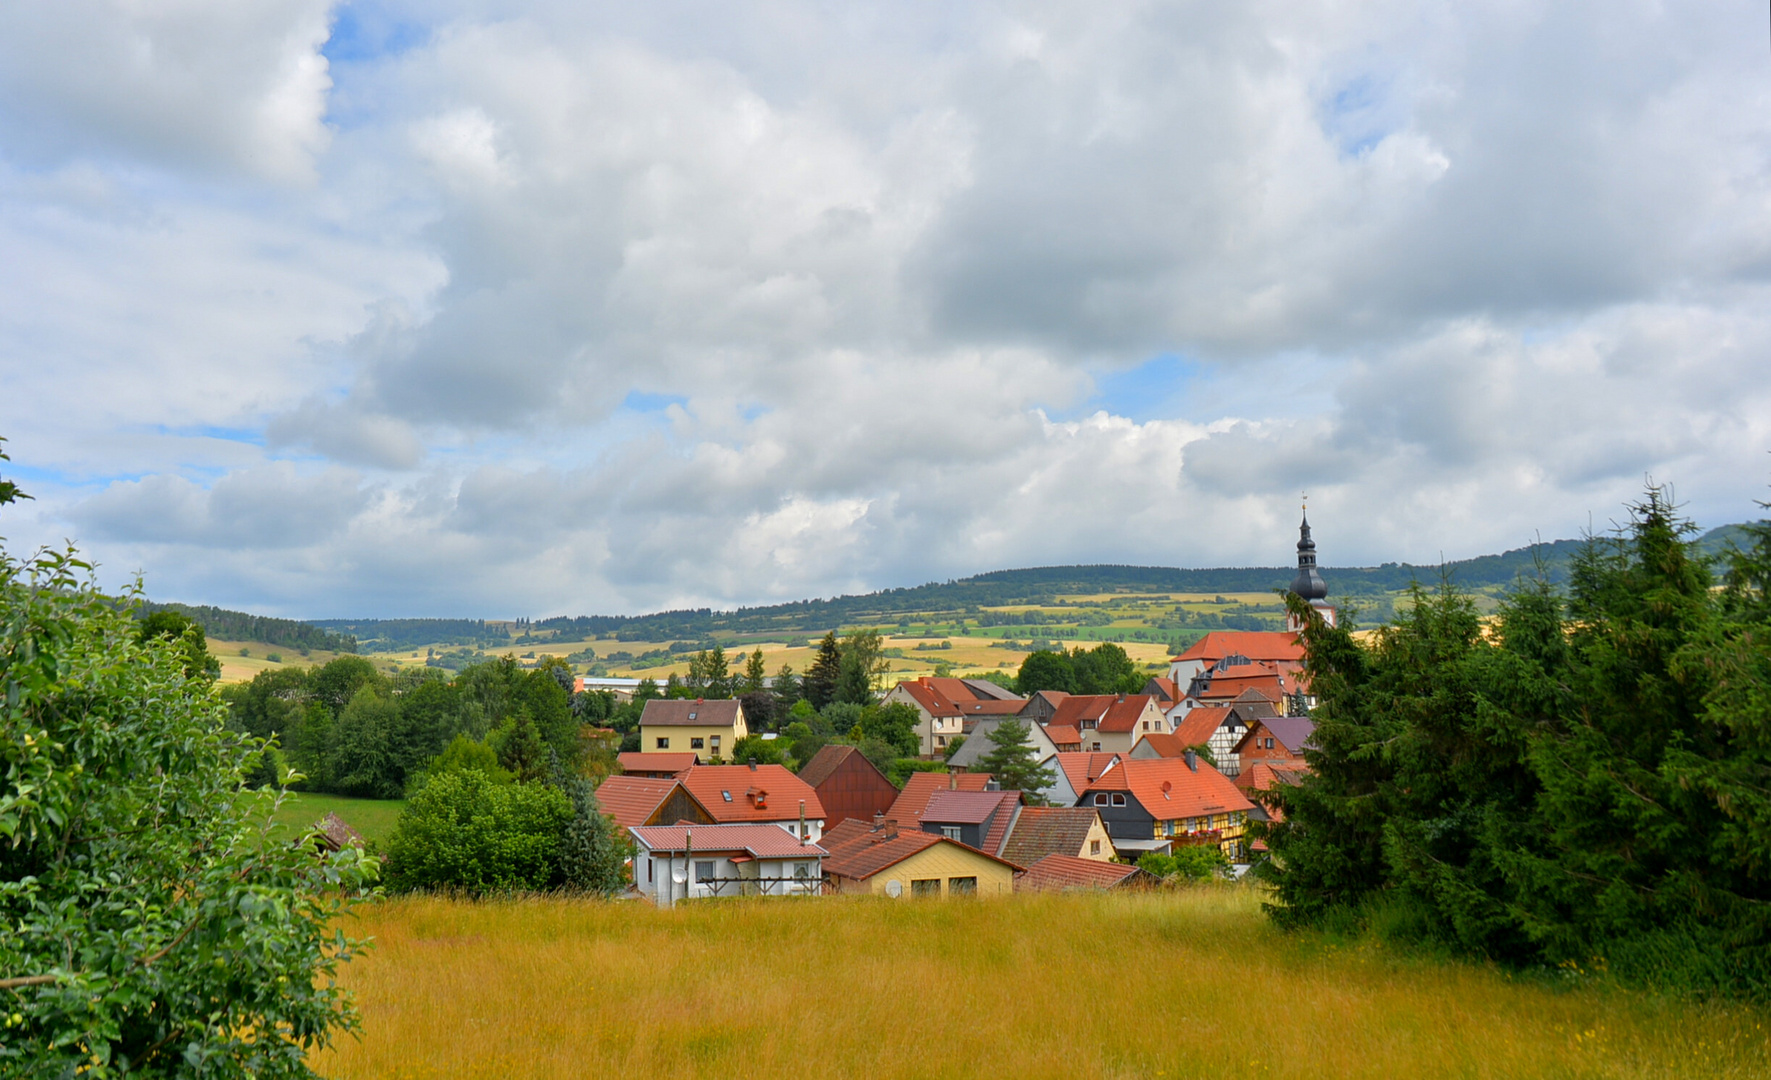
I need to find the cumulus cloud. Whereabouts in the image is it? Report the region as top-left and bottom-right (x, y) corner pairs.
(7, 0), (1771, 617)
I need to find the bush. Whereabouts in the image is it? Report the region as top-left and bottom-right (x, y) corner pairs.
(0, 541), (377, 1076)
(1138, 844), (1229, 883)
(383, 770), (573, 894)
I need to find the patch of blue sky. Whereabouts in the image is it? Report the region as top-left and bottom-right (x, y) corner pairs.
(322, 3), (431, 65)
(143, 424), (265, 447)
(3, 461), (151, 490)
(1066, 351), (1343, 426)
(620, 391), (690, 414)
(1320, 70), (1401, 159)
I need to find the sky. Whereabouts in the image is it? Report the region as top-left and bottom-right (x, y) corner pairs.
(2, 0), (1769, 619)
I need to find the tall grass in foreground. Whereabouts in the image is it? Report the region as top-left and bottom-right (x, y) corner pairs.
(315, 888), (1769, 1080)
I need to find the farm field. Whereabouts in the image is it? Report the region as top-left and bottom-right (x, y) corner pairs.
(209, 638), (364, 684)
(313, 889), (1769, 1080)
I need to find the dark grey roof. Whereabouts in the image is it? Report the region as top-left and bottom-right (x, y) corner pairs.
(1291, 511), (1329, 600)
(963, 678), (1025, 702)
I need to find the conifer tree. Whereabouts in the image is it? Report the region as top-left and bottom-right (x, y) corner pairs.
(974, 717), (1056, 802)
(804, 632), (843, 709)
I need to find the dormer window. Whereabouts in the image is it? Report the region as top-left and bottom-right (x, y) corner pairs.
(1111, 793), (1127, 807)
(1093, 793), (1108, 807)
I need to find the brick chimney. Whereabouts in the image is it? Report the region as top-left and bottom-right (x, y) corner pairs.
(883, 819), (898, 840)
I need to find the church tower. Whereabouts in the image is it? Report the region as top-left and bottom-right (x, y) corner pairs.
(1286, 504), (1337, 630)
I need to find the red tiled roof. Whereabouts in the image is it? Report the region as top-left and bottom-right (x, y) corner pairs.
(796, 744), (859, 788)
(1235, 761), (1311, 795)
(884, 771), (993, 824)
(618, 752), (698, 774)
(1080, 757), (1255, 821)
(1132, 732), (1190, 758)
(1172, 709), (1228, 748)
(596, 776), (694, 829)
(821, 817), (1023, 880)
(639, 699), (745, 727)
(1052, 752), (1121, 794)
(1000, 807), (1108, 866)
(893, 679), (966, 717)
(924, 789), (1022, 855)
(677, 765), (826, 823)
(1043, 724), (1082, 747)
(629, 823), (828, 859)
(1171, 631), (1304, 665)
(1047, 694), (1158, 734)
(1017, 853), (1149, 891)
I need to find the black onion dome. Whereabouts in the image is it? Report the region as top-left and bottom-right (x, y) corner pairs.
(1291, 511), (1328, 600)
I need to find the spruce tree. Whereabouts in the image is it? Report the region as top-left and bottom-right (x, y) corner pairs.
(974, 718), (1056, 803)
(804, 632), (842, 709)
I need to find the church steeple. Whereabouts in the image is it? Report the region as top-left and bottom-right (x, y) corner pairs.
(1290, 503), (1328, 601)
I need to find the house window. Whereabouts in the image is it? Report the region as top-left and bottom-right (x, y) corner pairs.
(1091, 742), (1102, 752)
(1265, 737), (1274, 749)
(949, 877), (977, 895)
(911, 879), (940, 897)
(694, 861), (714, 883)
(721, 790), (733, 802)
(710, 736), (721, 751)
(936, 736), (946, 747)
(1111, 793), (1127, 807)
(1089, 839), (1101, 855)
(794, 862), (811, 879)
(688, 712), (698, 720)
(1094, 793), (1108, 807)
(655, 737), (670, 749)
(690, 737), (705, 749)
(940, 826), (962, 841)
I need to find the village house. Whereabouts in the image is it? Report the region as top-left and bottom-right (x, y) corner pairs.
(676, 763), (827, 842)
(1017, 689), (1070, 726)
(884, 770), (996, 826)
(885, 677), (1027, 756)
(918, 788), (1022, 854)
(1075, 754), (1256, 861)
(595, 775), (716, 829)
(820, 815), (1021, 898)
(999, 806), (1117, 865)
(629, 823), (827, 908)
(1041, 751), (1123, 808)
(1154, 697), (1280, 777)
(1045, 693), (1167, 754)
(638, 698), (749, 760)
(945, 715), (1060, 770)
(1233, 716), (1316, 771)
(1017, 853), (1153, 892)
(796, 744), (899, 828)
(1166, 631), (1305, 694)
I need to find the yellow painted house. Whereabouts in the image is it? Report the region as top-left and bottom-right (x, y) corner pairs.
(638, 698), (749, 762)
(819, 817), (1019, 898)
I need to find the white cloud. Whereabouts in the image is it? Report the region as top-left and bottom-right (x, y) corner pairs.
(5, 0), (1771, 617)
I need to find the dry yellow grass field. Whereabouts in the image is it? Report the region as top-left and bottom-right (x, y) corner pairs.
(314, 889), (1768, 1079)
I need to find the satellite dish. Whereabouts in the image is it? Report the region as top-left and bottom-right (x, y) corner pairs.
(671, 869), (687, 884)
(885, 879), (902, 898)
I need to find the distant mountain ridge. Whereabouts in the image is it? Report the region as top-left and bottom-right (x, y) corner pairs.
(153, 524), (1751, 650)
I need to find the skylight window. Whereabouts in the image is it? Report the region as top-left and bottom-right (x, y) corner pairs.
(722, 790), (733, 802)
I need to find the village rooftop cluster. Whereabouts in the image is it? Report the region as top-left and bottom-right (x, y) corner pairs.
(593, 514), (1334, 906)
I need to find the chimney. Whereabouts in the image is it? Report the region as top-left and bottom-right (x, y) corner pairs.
(799, 799), (808, 846)
(984, 779), (1000, 792)
(1184, 748), (1198, 772)
(883, 819), (898, 840)
(949, 771), (957, 790)
(872, 811), (885, 832)
(748, 759), (757, 771)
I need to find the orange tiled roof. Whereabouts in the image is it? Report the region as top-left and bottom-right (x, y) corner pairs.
(1172, 709), (1229, 748)
(1079, 757), (1254, 821)
(595, 776), (697, 829)
(1017, 853), (1149, 891)
(617, 751), (698, 774)
(1047, 694), (1157, 735)
(1171, 631), (1304, 665)
(1132, 732), (1190, 758)
(885, 771), (993, 824)
(1052, 752), (1121, 794)
(677, 765), (826, 823)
